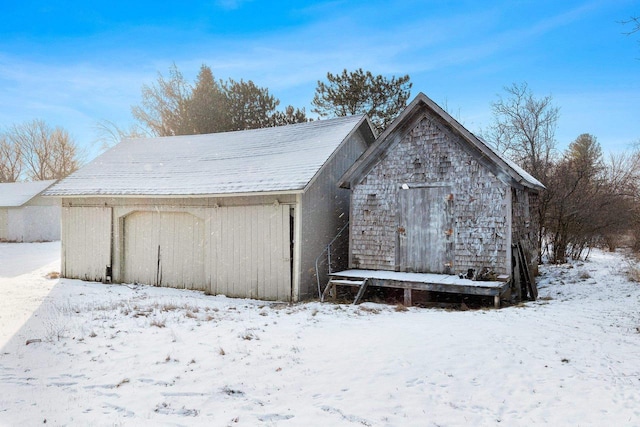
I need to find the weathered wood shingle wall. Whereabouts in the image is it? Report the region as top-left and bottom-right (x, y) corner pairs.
(350, 115), (511, 276)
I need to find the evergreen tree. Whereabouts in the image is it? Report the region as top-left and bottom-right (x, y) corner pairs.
(270, 105), (308, 126)
(223, 79), (279, 131)
(131, 64), (307, 136)
(311, 68), (411, 132)
(189, 65), (229, 134)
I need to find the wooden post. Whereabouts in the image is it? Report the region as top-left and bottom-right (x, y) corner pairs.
(404, 287), (412, 306)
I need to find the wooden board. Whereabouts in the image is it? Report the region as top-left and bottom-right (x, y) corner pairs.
(516, 242), (537, 300)
(398, 186), (453, 273)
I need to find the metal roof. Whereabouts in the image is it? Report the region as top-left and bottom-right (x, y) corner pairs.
(45, 115), (373, 197)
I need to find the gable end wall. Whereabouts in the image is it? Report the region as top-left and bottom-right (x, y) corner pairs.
(350, 115), (511, 276)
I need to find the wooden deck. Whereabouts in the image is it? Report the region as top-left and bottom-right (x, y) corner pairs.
(327, 269), (511, 308)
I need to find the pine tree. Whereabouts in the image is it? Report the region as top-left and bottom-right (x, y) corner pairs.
(189, 65), (229, 134)
(312, 68), (411, 132)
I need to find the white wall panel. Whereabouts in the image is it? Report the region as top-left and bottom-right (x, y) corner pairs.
(122, 211), (205, 290)
(0, 209), (7, 240)
(209, 204), (291, 301)
(62, 206), (111, 281)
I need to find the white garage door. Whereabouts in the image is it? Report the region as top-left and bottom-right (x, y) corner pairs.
(210, 204), (291, 301)
(62, 206), (112, 282)
(123, 211), (205, 290)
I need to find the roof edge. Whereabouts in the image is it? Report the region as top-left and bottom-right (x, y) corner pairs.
(44, 189), (305, 199)
(0, 179), (58, 207)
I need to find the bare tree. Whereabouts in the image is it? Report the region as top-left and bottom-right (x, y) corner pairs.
(545, 135), (640, 261)
(546, 134), (603, 261)
(0, 134), (22, 182)
(606, 146), (640, 250)
(94, 119), (148, 151)
(488, 82), (559, 179)
(7, 119), (82, 180)
(622, 16), (640, 34)
(487, 82), (559, 262)
(131, 64), (192, 137)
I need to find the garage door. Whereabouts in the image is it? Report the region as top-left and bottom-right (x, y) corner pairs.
(210, 204), (291, 301)
(123, 211), (205, 290)
(62, 206), (112, 281)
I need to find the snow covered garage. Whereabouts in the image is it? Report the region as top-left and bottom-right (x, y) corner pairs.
(44, 116), (375, 301)
(0, 180), (60, 242)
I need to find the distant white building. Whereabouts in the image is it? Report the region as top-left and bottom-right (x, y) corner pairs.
(44, 116), (376, 301)
(0, 180), (60, 242)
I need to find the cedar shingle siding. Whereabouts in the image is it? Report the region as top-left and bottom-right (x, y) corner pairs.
(350, 115), (511, 275)
(342, 93), (544, 281)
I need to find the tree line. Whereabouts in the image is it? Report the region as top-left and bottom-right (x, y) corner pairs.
(129, 64), (411, 138)
(487, 83), (640, 263)
(2, 63), (639, 263)
(0, 119), (82, 182)
(130, 64), (308, 137)
(1, 65), (411, 182)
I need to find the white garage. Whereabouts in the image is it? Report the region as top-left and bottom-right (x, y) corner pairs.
(45, 116), (376, 301)
(0, 180), (60, 242)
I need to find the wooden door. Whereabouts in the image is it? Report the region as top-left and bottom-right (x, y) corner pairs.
(62, 206), (112, 281)
(209, 204), (291, 301)
(123, 211), (205, 290)
(398, 187), (453, 273)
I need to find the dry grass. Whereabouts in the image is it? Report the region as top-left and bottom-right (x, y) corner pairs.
(394, 304), (409, 312)
(150, 318), (166, 328)
(116, 378), (130, 388)
(358, 305), (381, 314)
(625, 259), (640, 282)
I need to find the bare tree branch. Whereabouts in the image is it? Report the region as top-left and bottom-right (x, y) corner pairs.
(7, 119), (83, 180)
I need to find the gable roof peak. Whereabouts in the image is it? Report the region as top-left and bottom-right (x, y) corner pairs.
(339, 92), (545, 191)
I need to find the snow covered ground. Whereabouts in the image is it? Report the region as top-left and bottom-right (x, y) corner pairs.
(0, 242), (639, 426)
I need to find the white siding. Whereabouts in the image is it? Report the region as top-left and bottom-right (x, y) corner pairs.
(209, 204), (291, 301)
(0, 197), (60, 242)
(63, 197), (295, 301)
(62, 206), (111, 281)
(0, 208), (7, 240)
(7, 205), (60, 242)
(122, 211), (205, 290)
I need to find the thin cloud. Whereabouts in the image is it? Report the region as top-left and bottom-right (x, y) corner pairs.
(214, 0), (254, 10)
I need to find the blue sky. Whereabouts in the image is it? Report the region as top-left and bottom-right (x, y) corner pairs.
(1, 0), (638, 161)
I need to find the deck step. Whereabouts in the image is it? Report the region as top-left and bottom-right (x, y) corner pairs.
(322, 278), (369, 304)
(329, 279), (367, 286)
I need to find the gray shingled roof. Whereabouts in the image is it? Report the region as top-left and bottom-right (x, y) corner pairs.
(45, 115), (371, 197)
(0, 180), (57, 207)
